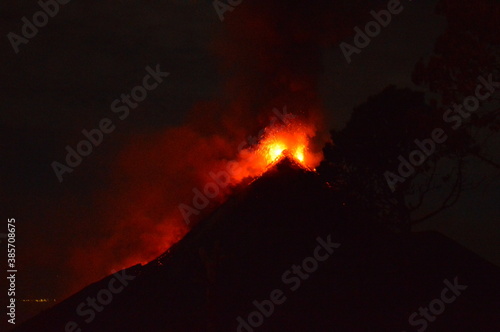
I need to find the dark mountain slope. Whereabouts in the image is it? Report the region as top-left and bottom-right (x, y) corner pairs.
(15, 157), (500, 331)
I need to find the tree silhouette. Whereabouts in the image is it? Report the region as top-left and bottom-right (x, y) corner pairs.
(320, 0), (500, 231)
(320, 87), (451, 232)
(412, 0), (500, 169)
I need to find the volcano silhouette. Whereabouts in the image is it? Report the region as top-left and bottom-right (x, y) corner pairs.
(14, 157), (500, 332)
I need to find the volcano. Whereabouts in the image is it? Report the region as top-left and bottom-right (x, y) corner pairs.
(14, 157), (500, 332)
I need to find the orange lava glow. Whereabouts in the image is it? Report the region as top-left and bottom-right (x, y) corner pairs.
(229, 120), (322, 183)
(258, 123), (315, 168)
(69, 119), (324, 290)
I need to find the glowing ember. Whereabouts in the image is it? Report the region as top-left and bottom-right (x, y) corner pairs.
(266, 142), (287, 162)
(295, 145), (305, 162)
(256, 120), (318, 169)
(228, 119), (322, 183)
(259, 130), (309, 166)
(84, 117), (324, 283)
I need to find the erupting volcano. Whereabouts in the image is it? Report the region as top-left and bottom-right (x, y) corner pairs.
(230, 119), (323, 184)
(257, 121), (318, 170)
(16, 152), (500, 332)
(59, 0), (342, 294)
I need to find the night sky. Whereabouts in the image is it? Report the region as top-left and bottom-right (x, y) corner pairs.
(1, 0), (499, 327)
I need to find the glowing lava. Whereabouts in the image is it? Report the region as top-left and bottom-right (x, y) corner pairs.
(228, 120), (322, 183)
(257, 121), (318, 169)
(266, 142), (287, 162)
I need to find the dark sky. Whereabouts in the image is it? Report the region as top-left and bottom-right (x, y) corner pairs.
(323, 1), (499, 266)
(1, 0), (499, 327)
